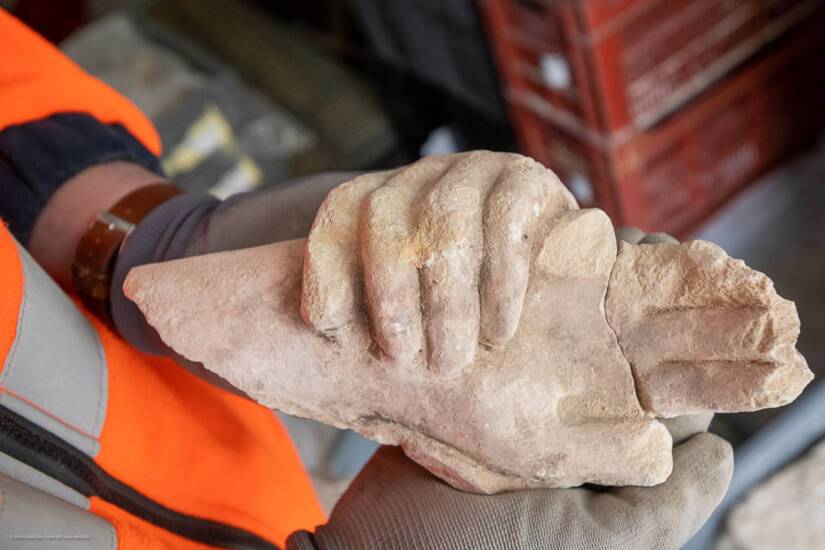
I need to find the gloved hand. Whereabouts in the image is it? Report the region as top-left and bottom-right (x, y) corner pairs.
(287, 225), (730, 550)
(287, 429), (732, 550)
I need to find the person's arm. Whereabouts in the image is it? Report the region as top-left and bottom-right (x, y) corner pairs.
(28, 162), (164, 287)
(0, 9), (163, 264)
(0, 12), (350, 344)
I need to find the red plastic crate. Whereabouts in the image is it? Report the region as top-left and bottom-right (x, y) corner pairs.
(504, 24), (825, 236)
(480, 0), (825, 235)
(481, 0), (818, 132)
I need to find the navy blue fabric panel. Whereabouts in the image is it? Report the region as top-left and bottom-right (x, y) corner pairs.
(0, 112), (162, 245)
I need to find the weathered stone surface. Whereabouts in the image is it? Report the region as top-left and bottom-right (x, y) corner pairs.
(723, 439), (825, 550)
(606, 239), (811, 417)
(124, 154), (812, 493)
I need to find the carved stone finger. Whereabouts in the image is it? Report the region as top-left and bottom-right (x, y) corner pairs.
(360, 157), (453, 361)
(480, 156), (576, 348)
(416, 152), (501, 375)
(301, 171), (394, 335)
(606, 240), (813, 416)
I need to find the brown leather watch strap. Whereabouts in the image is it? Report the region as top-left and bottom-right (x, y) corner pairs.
(72, 183), (183, 326)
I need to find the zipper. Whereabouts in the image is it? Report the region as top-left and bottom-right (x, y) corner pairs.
(0, 404), (279, 550)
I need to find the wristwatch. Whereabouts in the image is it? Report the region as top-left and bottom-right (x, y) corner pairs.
(72, 183), (183, 327)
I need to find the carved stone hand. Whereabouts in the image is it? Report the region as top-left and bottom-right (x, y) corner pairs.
(124, 152), (812, 493)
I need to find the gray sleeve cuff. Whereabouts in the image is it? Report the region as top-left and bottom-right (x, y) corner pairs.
(110, 192), (219, 354)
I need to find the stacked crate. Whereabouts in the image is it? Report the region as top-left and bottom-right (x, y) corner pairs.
(480, 0), (825, 235)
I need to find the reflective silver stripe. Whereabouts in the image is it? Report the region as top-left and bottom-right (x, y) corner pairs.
(0, 452), (88, 509)
(1, 245), (108, 457)
(0, 474), (116, 550)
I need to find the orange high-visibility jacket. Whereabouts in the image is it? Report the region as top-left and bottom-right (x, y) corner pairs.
(0, 10), (324, 549)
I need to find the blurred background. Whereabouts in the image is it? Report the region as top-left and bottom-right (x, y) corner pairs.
(7, 0), (823, 547)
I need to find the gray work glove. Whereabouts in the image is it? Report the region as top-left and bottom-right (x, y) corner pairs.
(287, 431), (732, 549)
(287, 227), (730, 550)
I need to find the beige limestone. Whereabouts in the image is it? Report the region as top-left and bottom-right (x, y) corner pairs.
(723, 439), (825, 550)
(124, 152), (813, 493)
(607, 240), (810, 417)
